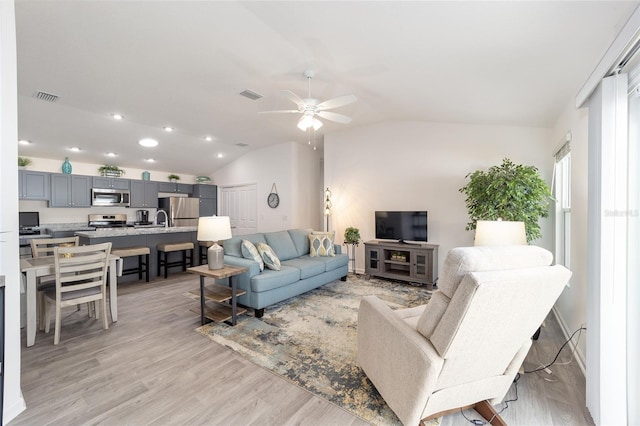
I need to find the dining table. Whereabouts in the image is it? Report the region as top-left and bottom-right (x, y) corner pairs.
(20, 254), (122, 347)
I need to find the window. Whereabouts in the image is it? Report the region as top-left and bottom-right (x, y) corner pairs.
(554, 143), (571, 269)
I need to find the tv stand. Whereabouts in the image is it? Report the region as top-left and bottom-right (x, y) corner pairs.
(364, 240), (438, 290)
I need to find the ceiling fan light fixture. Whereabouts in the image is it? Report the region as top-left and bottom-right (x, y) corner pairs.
(297, 115), (323, 131)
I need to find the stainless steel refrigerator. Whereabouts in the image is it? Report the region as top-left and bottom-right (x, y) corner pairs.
(158, 197), (200, 227)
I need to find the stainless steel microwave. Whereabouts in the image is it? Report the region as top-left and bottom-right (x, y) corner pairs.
(91, 188), (130, 207)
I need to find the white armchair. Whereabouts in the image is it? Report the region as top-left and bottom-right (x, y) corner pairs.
(357, 245), (571, 425)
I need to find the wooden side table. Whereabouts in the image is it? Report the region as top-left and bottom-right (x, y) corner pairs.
(187, 264), (248, 326)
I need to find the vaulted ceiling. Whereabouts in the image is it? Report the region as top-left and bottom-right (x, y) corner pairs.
(15, 1), (638, 176)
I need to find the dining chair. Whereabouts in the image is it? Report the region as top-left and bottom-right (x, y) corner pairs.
(43, 242), (112, 345)
(30, 236), (80, 329)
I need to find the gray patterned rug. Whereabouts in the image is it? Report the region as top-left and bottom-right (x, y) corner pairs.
(195, 275), (433, 425)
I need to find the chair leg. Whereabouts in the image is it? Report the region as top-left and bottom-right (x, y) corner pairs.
(44, 298), (51, 333)
(182, 250), (187, 271)
(95, 301), (100, 320)
(157, 252), (162, 277)
(54, 302), (62, 345)
(138, 254), (143, 280)
(164, 252), (168, 279)
(101, 297), (109, 330)
(145, 253), (150, 282)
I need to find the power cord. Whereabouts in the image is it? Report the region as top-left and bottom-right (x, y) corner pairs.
(524, 326), (586, 374)
(460, 373), (520, 425)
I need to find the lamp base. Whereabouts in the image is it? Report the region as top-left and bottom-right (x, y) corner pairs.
(207, 243), (224, 270)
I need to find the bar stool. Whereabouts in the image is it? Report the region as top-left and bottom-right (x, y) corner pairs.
(111, 246), (150, 282)
(157, 242), (194, 278)
(199, 241), (213, 265)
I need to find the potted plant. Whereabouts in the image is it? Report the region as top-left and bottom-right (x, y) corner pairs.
(459, 158), (552, 242)
(168, 174), (180, 182)
(18, 156), (32, 169)
(344, 226), (361, 245)
(98, 165), (125, 177)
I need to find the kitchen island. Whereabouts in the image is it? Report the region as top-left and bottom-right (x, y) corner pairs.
(77, 226), (200, 281)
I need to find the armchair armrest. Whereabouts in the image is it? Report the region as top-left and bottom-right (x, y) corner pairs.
(357, 296), (444, 426)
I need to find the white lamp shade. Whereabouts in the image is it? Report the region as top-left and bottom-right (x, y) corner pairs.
(197, 216), (232, 242)
(474, 220), (527, 246)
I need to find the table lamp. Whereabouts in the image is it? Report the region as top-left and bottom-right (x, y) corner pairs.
(197, 216), (232, 269)
(474, 220), (527, 246)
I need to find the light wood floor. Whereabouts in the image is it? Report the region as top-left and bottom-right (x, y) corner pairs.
(11, 273), (594, 426)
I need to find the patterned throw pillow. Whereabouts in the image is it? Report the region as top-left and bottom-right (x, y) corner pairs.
(308, 232), (335, 257)
(256, 243), (281, 271)
(241, 239), (264, 271)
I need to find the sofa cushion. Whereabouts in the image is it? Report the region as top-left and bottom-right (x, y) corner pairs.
(256, 243), (281, 271)
(223, 234), (267, 258)
(309, 232), (335, 257)
(264, 231), (299, 261)
(298, 254), (348, 272)
(250, 266), (301, 292)
(288, 228), (313, 256)
(241, 240), (264, 271)
(281, 258), (326, 279)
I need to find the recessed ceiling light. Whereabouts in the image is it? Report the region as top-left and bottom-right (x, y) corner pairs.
(70, 147), (81, 152)
(139, 138), (158, 147)
(145, 158), (156, 163)
(111, 113), (123, 120)
(204, 136), (213, 142)
(163, 126), (174, 132)
(18, 139), (31, 145)
(217, 153), (223, 158)
(106, 152), (117, 157)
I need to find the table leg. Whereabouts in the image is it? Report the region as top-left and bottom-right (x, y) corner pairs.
(200, 275), (205, 325)
(230, 276), (237, 326)
(109, 258), (118, 322)
(25, 270), (37, 347)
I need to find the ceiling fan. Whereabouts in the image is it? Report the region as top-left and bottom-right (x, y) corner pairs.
(261, 70), (357, 131)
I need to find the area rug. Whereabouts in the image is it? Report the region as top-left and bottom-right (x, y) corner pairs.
(194, 275), (435, 425)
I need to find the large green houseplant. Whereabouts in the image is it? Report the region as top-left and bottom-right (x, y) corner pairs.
(459, 158), (552, 242)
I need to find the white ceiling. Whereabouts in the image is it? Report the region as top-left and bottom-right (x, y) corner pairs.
(15, 1), (638, 176)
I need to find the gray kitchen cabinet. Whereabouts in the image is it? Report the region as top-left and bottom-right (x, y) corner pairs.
(130, 180), (159, 208)
(192, 184), (216, 199)
(193, 184), (217, 216)
(50, 174), (91, 207)
(199, 197), (217, 216)
(18, 170), (50, 200)
(92, 177), (130, 190)
(158, 182), (193, 195)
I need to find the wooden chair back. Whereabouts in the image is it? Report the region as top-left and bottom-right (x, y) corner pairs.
(53, 243), (112, 298)
(31, 236), (79, 258)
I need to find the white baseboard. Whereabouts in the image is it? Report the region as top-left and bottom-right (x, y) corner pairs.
(551, 306), (586, 376)
(3, 391), (26, 425)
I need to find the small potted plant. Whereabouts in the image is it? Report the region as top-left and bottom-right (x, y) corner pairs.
(168, 174), (180, 182)
(98, 165), (125, 177)
(18, 156), (32, 169)
(344, 226), (361, 246)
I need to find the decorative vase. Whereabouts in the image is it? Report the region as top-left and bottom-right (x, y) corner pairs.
(142, 171), (150, 181)
(170, 178), (177, 183)
(62, 157), (72, 174)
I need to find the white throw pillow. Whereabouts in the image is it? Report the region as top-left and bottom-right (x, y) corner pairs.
(256, 243), (281, 271)
(241, 239), (264, 271)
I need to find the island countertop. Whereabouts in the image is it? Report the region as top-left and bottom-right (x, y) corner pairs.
(75, 226), (198, 238)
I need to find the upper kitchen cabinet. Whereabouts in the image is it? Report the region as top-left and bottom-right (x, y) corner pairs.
(92, 177), (130, 190)
(192, 184), (216, 199)
(18, 170), (50, 200)
(50, 174), (91, 207)
(158, 182), (193, 195)
(130, 180), (159, 208)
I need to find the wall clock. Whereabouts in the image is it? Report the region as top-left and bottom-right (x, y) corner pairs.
(268, 183), (280, 208)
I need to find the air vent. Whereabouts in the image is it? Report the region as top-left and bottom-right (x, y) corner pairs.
(239, 89), (263, 101)
(235, 143), (249, 147)
(33, 91), (59, 103)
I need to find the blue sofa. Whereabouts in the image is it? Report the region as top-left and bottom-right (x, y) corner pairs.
(220, 229), (349, 317)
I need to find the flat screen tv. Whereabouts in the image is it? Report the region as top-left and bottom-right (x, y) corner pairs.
(375, 211), (428, 243)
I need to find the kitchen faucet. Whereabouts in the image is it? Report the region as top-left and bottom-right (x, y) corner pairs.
(155, 209), (168, 227)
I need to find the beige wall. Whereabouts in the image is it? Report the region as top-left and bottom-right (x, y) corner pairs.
(324, 121), (555, 274)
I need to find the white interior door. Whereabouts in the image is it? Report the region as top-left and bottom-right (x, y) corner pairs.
(220, 184), (257, 236)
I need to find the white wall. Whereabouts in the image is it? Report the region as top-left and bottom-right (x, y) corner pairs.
(213, 141), (322, 232)
(1, 0), (27, 422)
(550, 99), (589, 370)
(324, 121), (554, 274)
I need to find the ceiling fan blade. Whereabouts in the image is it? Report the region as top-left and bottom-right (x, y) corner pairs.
(316, 110), (352, 124)
(259, 110), (301, 114)
(281, 90), (306, 108)
(316, 94), (357, 111)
